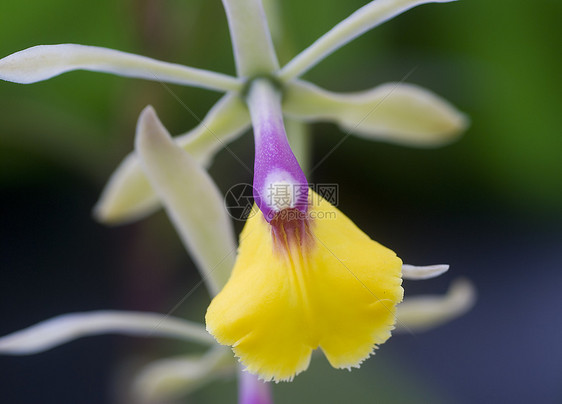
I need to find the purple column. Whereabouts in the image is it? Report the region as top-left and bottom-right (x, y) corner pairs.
(246, 79), (309, 222)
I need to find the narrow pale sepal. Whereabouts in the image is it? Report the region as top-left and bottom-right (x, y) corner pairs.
(283, 80), (468, 147)
(135, 106), (237, 294)
(402, 264), (449, 280)
(0, 44), (241, 92)
(395, 278), (476, 332)
(279, 0), (458, 81)
(221, 0), (279, 76)
(94, 94), (250, 225)
(0, 311), (214, 355)
(132, 347), (234, 402)
(93, 153), (159, 225)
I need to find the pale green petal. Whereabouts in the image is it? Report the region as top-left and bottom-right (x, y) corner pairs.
(0, 311), (213, 355)
(402, 264), (449, 280)
(395, 278), (476, 332)
(0, 44), (241, 92)
(135, 106), (237, 294)
(279, 0), (457, 81)
(132, 347), (234, 402)
(222, 0), (279, 76)
(94, 93), (250, 225)
(283, 80), (468, 147)
(93, 153), (159, 225)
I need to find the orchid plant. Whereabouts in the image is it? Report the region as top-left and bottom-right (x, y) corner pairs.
(0, 0), (475, 402)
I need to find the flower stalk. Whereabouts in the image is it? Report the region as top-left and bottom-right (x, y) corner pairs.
(238, 370), (274, 404)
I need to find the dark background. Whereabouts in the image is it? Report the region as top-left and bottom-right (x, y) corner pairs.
(1, 0), (561, 403)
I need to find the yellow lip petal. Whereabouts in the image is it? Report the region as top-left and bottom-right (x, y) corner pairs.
(205, 191), (403, 382)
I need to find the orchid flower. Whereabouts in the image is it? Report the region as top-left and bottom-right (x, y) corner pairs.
(0, 0), (475, 401)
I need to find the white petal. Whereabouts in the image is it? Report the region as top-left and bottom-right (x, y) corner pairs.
(279, 0), (457, 81)
(132, 348), (234, 402)
(222, 0), (279, 76)
(0, 311), (214, 355)
(94, 93), (250, 225)
(283, 80), (468, 147)
(402, 264), (449, 280)
(395, 278), (476, 333)
(0, 44), (241, 92)
(135, 106), (237, 294)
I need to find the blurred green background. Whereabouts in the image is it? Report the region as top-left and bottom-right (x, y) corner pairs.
(1, 0), (561, 403)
